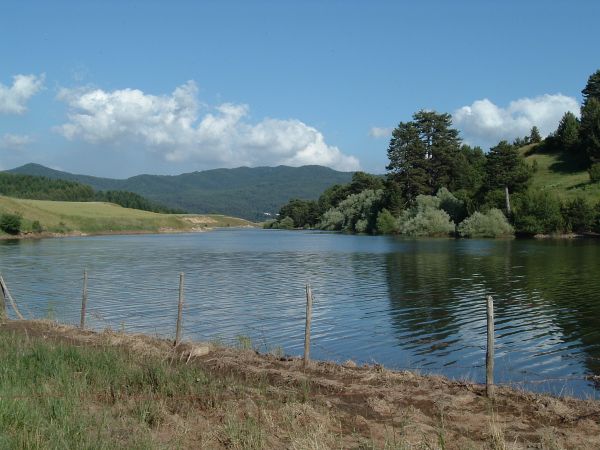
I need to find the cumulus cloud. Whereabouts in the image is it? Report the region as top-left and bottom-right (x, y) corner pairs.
(0, 133), (33, 149)
(453, 94), (580, 148)
(0, 74), (45, 114)
(55, 81), (360, 171)
(369, 126), (393, 139)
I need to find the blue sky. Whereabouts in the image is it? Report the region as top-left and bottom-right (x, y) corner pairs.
(0, 1), (598, 177)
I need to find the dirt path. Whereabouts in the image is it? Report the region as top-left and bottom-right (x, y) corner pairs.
(2, 320), (599, 449)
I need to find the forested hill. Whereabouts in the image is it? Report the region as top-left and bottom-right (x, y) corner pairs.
(7, 164), (355, 221)
(0, 172), (182, 214)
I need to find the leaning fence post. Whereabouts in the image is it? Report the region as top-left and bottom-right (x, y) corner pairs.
(0, 275), (24, 320)
(486, 295), (495, 398)
(303, 283), (313, 368)
(0, 274), (6, 321)
(80, 269), (88, 329)
(175, 272), (185, 346)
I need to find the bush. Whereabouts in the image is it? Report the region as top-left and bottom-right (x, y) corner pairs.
(589, 163), (600, 183)
(436, 188), (467, 224)
(458, 209), (514, 238)
(31, 220), (43, 233)
(513, 190), (564, 235)
(562, 197), (595, 233)
(318, 189), (383, 233)
(0, 213), (22, 235)
(376, 209), (398, 234)
(398, 207), (455, 237)
(277, 216), (295, 229)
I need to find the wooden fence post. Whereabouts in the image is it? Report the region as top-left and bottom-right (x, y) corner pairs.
(0, 275), (24, 320)
(80, 269), (88, 329)
(303, 283), (313, 368)
(486, 295), (495, 398)
(0, 274), (6, 321)
(175, 272), (185, 346)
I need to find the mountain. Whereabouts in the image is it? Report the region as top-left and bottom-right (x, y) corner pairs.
(7, 164), (355, 221)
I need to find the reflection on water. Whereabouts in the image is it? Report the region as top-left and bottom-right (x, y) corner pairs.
(1, 229), (599, 398)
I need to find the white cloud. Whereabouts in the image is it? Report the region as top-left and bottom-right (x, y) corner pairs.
(369, 126), (393, 139)
(0, 133), (33, 149)
(55, 81), (360, 171)
(453, 94), (580, 148)
(0, 74), (45, 114)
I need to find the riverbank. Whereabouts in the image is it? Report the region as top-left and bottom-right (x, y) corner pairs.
(0, 320), (598, 449)
(0, 195), (255, 240)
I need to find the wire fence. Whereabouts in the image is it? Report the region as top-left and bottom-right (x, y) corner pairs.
(1, 269), (599, 399)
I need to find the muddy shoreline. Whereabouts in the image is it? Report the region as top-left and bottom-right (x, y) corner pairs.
(1, 319), (598, 449)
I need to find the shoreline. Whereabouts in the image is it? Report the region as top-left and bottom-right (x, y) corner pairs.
(3, 227), (599, 242)
(1, 319), (599, 449)
(0, 223), (258, 242)
(0, 227), (214, 241)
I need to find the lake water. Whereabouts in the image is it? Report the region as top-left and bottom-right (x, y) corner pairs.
(1, 229), (599, 398)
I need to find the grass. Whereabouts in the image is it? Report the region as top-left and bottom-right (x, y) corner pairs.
(521, 143), (600, 202)
(0, 196), (254, 237)
(0, 330), (256, 448)
(0, 329), (336, 449)
(1, 321), (598, 449)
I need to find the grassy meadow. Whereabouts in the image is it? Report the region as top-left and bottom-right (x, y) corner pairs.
(522, 144), (600, 201)
(0, 196), (253, 238)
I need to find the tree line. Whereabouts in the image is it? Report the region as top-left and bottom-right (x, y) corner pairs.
(268, 69), (600, 237)
(0, 173), (184, 214)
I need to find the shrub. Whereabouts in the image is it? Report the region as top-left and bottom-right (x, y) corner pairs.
(319, 208), (345, 231)
(0, 213), (22, 235)
(562, 197), (595, 233)
(398, 207), (455, 237)
(277, 216), (295, 229)
(376, 209), (398, 234)
(436, 188), (467, 224)
(31, 220), (43, 233)
(318, 189), (383, 234)
(513, 190), (564, 235)
(589, 163), (600, 183)
(458, 209), (514, 238)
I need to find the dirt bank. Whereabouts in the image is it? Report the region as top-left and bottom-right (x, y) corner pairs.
(1, 320), (599, 449)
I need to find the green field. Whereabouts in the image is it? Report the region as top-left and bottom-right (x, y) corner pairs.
(521, 144), (600, 201)
(0, 196), (253, 238)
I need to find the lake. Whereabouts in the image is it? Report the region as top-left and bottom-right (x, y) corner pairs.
(1, 229), (599, 398)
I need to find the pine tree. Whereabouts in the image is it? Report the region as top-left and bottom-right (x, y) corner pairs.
(412, 110), (461, 191)
(386, 121), (430, 202)
(484, 141), (532, 193)
(582, 69), (600, 108)
(580, 97), (600, 161)
(555, 111), (580, 151)
(529, 126), (542, 143)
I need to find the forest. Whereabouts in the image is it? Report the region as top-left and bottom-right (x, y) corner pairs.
(0, 173), (182, 214)
(268, 69), (600, 237)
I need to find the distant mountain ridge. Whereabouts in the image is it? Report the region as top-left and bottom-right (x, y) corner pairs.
(7, 163), (355, 221)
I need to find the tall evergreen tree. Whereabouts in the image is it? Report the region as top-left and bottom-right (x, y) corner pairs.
(387, 110), (461, 203)
(484, 141), (532, 193)
(582, 69), (600, 108)
(412, 110), (462, 191)
(451, 144), (486, 195)
(555, 111), (580, 151)
(529, 126), (542, 143)
(580, 97), (600, 161)
(386, 121), (430, 203)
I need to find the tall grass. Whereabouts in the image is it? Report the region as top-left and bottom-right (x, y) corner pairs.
(0, 331), (232, 448)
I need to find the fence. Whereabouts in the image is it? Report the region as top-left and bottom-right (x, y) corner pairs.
(0, 269), (598, 399)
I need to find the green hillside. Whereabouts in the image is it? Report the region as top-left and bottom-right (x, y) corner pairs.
(8, 164), (355, 221)
(0, 196), (252, 238)
(521, 143), (600, 201)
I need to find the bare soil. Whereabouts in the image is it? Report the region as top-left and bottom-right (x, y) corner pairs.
(2, 320), (599, 449)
